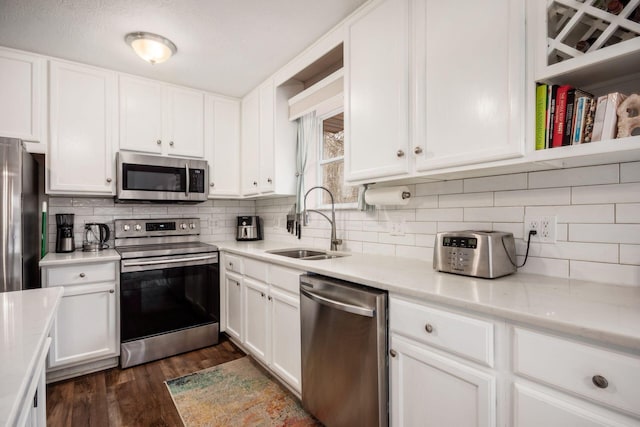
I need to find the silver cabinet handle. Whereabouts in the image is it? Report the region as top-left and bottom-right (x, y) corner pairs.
(106, 178), (112, 183)
(592, 375), (609, 389)
(267, 178), (272, 184)
(260, 292), (265, 298)
(79, 273), (86, 278)
(185, 163), (190, 196)
(109, 289), (115, 294)
(425, 323), (434, 333)
(397, 149), (405, 157)
(414, 146), (423, 155)
(268, 296), (272, 301)
(156, 139), (162, 145)
(390, 349), (397, 358)
(210, 182), (215, 187)
(253, 181), (258, 186)
(236, 282), (240, 287)
(169, 141), (174, 146)
(229, 262), (233, 268)
(300, 286), (374, 318)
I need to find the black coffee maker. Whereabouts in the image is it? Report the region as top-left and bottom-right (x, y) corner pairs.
(56, 213), (75, 253)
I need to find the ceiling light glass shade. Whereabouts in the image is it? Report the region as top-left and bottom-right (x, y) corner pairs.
(125, 32), (177, 64)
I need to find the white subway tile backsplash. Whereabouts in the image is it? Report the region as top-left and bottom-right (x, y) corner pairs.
(346, 230), (378, 243)
(416, 208), (463, 222)
(572, 183), (640, 204)
(396, 245), (433, 260)
(620, 245), (640, 265)
(379, 233), (415, 246)
(521, 242), (618, 263)
(439, 192), (493, 208)
(616, 203), (640, 223)
(569, 261), (640, 287)
(529, 164), (619, 189)
(132, 206), (167, 215)
(403, 195), (438, 209)
(72, 198), (115, 207)
(464, 207), (524, 222)
(437, 222), (492, 232)
(525, 205), (614, 224)
(621, 162), (640, 183)
(570, 224), (640, 244)
(495, 188), (570, 206)
(464, 173), (527, 193)
(517, 256), (569, 278)
(415, 180), (463, 196)
(415, 234), (436, 247)
(404, 221), (437, 234)
(362, 242), (396, 256)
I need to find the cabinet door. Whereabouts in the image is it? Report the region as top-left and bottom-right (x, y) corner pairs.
(413, 0), (525, 172)
(259, 81), (275, 192)
(390, 334), (496, 427)
(241, 90), (260, 195)
(48, 60), (116, 194)
(166, 86), (205, 158)
(119, 75), (163, 154)
(224, 271), (243, 341)
(270, 287), (301, 392)
(0, 48), (45, 151)
(243, 278), (269, 363)
(345, 0), (410, 182)
(206, 95), (241, 197)
(49, 282), (118, 368)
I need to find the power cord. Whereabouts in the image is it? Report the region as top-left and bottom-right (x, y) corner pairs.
(503, 230), (537, 269)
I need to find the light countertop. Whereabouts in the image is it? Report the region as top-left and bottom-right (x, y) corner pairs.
(39, 249), (121, 266)
(211, 240), (640, 352)
(0, 287), (64, 426)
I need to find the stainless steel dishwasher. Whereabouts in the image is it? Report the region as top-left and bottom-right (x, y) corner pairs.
(300, 274), (388, 427)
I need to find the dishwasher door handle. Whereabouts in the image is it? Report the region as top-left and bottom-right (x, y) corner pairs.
(300, 287), (375, 318)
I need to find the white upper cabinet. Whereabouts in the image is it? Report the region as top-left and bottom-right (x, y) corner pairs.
(205, 95), (241, 197)
(412, 0), (525, 171)
(240, 79), (302, 197)
(48, 60), (116, 195)
(345, 0), (410, 182)
(0, 48), (46, 153)
(119, 74), (205, 158)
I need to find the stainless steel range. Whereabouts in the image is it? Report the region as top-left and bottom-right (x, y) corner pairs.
(114, 218), (219, 368)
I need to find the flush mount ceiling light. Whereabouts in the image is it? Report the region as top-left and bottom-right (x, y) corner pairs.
(125, 32), (177, 64)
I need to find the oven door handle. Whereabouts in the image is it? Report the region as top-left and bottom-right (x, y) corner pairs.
(122, 254), (217, 269)
(185, 163), (190, 197)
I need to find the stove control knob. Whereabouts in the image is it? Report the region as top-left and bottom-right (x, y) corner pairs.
(123, 224), (131, 232)
(180, 223), (188, 230)
(189, 223), (196, 229)
(135, 224), (142, 231)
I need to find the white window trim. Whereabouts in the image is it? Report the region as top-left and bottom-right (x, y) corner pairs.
(316, 107), (357, 210)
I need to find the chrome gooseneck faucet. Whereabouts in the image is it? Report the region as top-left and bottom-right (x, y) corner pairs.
(303, 186), (342, 251)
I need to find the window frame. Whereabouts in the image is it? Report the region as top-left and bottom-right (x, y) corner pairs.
(316, 107), (357, 210)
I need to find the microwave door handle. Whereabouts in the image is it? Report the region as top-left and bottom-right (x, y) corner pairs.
(185, 163), (190, 196)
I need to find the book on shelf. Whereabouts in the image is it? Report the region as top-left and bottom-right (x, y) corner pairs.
(591, 95), (609, 142)
(535, 84), (548, 150)
(552, 85), (571, 148)
(572, 97), (592, 145)
(546, 85), (558, 149)
(602, 92), (627, 140)
(563, 88), (593, 146)
(583, 97), (598, 143)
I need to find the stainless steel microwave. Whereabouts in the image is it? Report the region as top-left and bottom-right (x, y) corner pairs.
(116, 152), (208, 203)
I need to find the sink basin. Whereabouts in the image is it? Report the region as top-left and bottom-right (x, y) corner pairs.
(266, 248), (349, 260)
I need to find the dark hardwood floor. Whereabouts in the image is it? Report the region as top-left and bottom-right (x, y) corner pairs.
(46, 336), (245, 427)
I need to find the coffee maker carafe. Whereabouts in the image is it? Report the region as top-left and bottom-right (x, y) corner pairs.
(56, 214), (75, 253)
(83, 223), (110, 252)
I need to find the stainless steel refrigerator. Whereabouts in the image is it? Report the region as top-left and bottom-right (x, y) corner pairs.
(0, 137), (39, 292)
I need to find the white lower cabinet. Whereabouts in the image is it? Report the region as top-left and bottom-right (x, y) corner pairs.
(41, 261), (119, 381)
(243, 277), (269, 363)
(220, 252), (302, 393)
(223, 270), (244, 341)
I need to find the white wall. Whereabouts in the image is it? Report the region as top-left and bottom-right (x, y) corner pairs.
(47, 197), (255, 252)
(256, 161), (640, 287)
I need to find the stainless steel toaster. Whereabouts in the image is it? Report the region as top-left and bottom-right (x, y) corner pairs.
(433, 231), (517, 279)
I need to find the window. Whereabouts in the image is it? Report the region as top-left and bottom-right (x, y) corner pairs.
(318, 111), (358, 207)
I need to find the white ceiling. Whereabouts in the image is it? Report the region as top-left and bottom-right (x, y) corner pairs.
(0, 0), (366, 98)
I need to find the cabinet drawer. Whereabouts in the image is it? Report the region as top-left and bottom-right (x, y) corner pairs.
(224, 254), (243, 274)
(243, 258), (268, 282)
(45, 262), (117, 287)
(390, 297), (494, 367)
(513, 327), (640, 417)
(268, 265), (302, 294)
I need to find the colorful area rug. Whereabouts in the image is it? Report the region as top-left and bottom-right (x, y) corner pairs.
(165, 357), (320, 426)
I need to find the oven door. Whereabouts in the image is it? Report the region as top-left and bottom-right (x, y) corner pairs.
(116, 152), (208, 203)
(120, 252), (219, 344)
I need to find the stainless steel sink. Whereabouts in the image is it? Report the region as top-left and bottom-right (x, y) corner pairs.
(266, 248), (349, 260)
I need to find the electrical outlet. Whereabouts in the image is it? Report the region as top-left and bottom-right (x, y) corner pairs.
(389, 220), (406, 237)
(524, 216), (556, 243)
